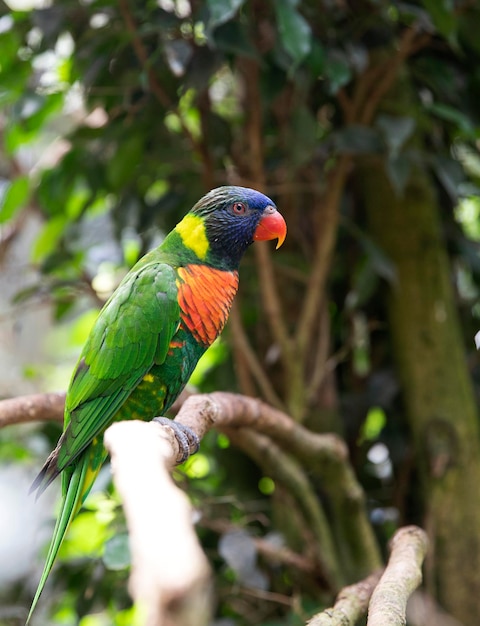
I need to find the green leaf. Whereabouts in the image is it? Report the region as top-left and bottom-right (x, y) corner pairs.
(325, 52), (352, 94)
(206, 0), (245, 31)
(274, 0), (312, 67)
(61, 511), (109, 558)
(421, 0), (457, 41)
(107, 135), (144, 190)
(427, 102), (477, 138)
(0, 175), (29, 223)
(31, 215), (68, 263)
(334, 125), (383, 155)
(289, 106), (318, 166)
(385, 154), (412, 196)
(359, 406), (387, 443)
(103, 533), (131, 571)
(376, 114), (415, 157)
(212, 21), (258, 59)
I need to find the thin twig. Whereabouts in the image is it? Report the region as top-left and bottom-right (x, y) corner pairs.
(359, 27), (428, 126)
(229, 304), (284, 408)
(295, 156), (350, 362)
(236, 58), (293, 368)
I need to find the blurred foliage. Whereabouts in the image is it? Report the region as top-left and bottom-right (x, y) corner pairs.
(1, 0), (480, 624)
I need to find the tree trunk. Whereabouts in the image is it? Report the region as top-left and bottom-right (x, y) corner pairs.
(361, 156), (480, 625)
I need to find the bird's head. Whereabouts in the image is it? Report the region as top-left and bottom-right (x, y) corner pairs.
(175, 186), (287, 269)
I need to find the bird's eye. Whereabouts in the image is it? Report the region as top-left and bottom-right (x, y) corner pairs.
(232, 202), (247, 215)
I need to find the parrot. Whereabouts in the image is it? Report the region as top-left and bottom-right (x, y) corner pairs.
(26, 185), (286, 622)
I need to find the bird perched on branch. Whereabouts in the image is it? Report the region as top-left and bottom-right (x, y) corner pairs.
(27, 185), (286, 621)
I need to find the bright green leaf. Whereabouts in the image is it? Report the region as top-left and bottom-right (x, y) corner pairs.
(183, 452), (211, 478)
(0, 175), (29, 223)
(70, 308), (99, 346)
(31, 215), (68, 263)
(258, 476), (275, 495)
(60, 511), (109, 558)
(359, 406), (387, 443)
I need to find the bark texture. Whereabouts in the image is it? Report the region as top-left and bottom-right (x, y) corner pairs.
(362, 158), (480, 625)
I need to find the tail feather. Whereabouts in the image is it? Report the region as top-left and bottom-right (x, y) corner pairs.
(26, 453), (91, 625)
(29, 447), (62, 499)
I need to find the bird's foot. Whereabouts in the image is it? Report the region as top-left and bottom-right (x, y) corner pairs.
(153, 417), (200, 464)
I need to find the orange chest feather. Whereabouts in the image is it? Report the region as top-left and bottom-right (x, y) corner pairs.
(176, 265), (239, 347)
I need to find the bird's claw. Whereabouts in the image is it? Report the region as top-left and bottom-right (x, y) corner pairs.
(153, 417), (200, 463)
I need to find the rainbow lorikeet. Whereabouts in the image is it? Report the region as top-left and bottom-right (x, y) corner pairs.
(27, 185), (286, 621)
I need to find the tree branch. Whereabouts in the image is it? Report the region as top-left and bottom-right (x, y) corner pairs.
(104, 420), (212, 626)
(229, 303), (284, 409)
(307, 570), (383, 626)
(367, 526), (428, 626)
(0, 392), (64, 427)
(223, 426), (343, 591)
(294, 156), (351, 392)
(2, 390), (381, 585)
(236, 57), (293, 370)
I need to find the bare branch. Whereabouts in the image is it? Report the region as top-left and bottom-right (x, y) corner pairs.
(307, 570), (383, 626)
(0, 392), (64, 427)
(235, 58), (293, 369)
(229, 303), (284, 409)
(173, 393), (382, 576)
(104, 420), (212, 626)
(359, 27), (431, 126)
(367, 526), (428, 626)
(295, 156), (351, 374)
(225, 426), (343, 591)
(3, 390), (381, 581)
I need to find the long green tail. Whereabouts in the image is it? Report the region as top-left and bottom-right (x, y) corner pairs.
(26, 451), (94, 624)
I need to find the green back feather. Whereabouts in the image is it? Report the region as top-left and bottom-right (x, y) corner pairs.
(57, 259), (180, 471)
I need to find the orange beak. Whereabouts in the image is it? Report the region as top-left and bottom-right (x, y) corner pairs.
(253, 206), (287, 249)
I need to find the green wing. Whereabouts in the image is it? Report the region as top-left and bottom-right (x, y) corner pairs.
(56, 261), (180, 472)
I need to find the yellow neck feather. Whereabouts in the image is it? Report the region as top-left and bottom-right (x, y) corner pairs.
(175, 214), (209, 260)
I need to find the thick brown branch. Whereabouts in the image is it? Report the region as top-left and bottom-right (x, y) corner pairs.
(173, 393), (382, 576)
(3, 390), (381, 579)
(0, 392), (65, 427)
(367, 526), (428, 626)
(104, 420), (212, 626)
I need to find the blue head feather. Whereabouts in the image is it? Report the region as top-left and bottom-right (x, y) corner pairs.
(192, 186), (277, 269)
